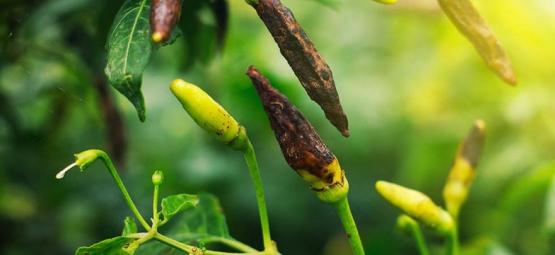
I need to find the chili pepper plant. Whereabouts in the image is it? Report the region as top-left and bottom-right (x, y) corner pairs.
(24, 0), (549, 254)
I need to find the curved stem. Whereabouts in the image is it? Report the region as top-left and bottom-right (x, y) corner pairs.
(446, 224), (459, 255)
(332, 197), (365, 255)
(409, 221), (430, 255)
(201, 237), (259, 253)
(99, 153), (151, 231)
(243, 140), (274, 251)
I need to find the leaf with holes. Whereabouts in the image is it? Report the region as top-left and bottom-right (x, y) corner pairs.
(105, 0), (152, 122)
(75, 236), (135, 255)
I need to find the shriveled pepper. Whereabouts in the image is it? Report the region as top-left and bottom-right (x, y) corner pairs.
(151, 0), (182, 43)
(247, 65), (348, 203)
(438, 0), (517, 85)
(247, 0), (349, 137)
(443, 120), (486, 218)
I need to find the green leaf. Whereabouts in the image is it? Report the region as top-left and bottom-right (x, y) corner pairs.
(136, 193), (233, 254)
(122, 217), (137, 236)
(105, 0), (152, 122)
(76, 236), (135, 255)
(161, 193), (199, 222)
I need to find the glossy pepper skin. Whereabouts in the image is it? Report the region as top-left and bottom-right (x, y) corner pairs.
(247, 0), (349, 137)
(170, 79), (248, 151)
(247, 66), (348, 203)
(151, 0), (182, 43)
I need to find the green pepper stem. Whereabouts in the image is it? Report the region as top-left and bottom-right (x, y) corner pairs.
(98, 153), (151, 231)
(446, 224), (459, 255)
(152, 183), (160, 228)
(243, 140), (274, 252)
(409, 221), (430, 255)
(332, 197), (365, 255)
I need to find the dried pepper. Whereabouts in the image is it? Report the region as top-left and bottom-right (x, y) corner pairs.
(150, 0), (182, 43)
(247, 0), (349, 137)
(443, 120), (486, 218)
(438, 0), (517, 85)
(247, 66), (348, 203)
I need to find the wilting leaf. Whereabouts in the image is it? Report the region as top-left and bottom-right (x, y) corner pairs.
(136, 193), (234, 254)
(122, 217), (137, 236)
(75, 236), (135, 255)
(161, 193), (199, 222)
(438, 0), (517, 85)
(105, 0), (152, 121)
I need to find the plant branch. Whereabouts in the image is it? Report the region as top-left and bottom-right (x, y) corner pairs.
(332, 197), (365, 255)
(409, 221), (430, 255)
(243, 140), (275, 252)
(201, 237), (259, 253)
(98, 152), (151, 231)
(446, 224), (459, 255)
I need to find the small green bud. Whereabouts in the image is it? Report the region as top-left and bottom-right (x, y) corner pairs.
(396, 214), (417, 235)
(56, 149), (106, 179)
(376, 181), (454, 235)
(170, 79), (248, 151)
(152, 170), (164, 186)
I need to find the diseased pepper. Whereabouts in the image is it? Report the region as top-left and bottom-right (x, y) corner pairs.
(151, 0), (182, 43)
(443, 120), (486, 218)
(438, 0), (517, 85)
(247, 65), (348, 203)
(247, 0), (349, 137)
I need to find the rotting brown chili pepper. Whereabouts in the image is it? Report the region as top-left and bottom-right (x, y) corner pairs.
(247, 0), (349, 137)
(247, 65), (348, 203)
(150, 0), (182, 43)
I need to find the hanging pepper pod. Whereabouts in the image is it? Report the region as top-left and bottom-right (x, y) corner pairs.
(443, 120), (486, 218)
(247, 0), (349, 137)
(150, 0), (182, 43)
(438, 0), (517, 85)
(170, 79), (248, 151)
(376, 181), (454, 235)
(247, 66), (348, 203)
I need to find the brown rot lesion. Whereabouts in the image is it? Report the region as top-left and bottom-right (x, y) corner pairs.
(150, 0), (182, 43)
(248, 0), (349, 136)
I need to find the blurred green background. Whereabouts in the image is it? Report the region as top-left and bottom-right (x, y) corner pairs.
(1, 0), (554, 254)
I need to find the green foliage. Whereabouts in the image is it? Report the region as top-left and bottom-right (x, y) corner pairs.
(105, 0), (152, 122)
(122, 217), (138, 236)
(75, 236), (135, 255)
(136, 193), (233, 254)
(160, 193), (199, 223)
